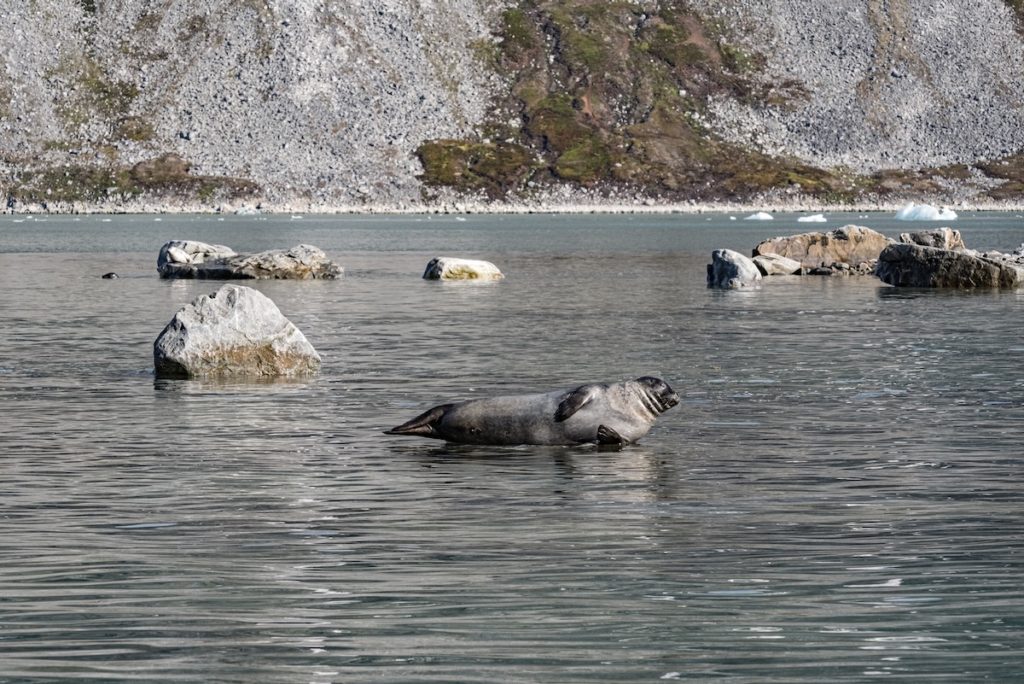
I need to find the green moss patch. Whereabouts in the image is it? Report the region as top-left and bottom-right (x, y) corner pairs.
(415, 0), (1024, 204)
(976, 153), (1024, 200)
(418, 140), (536, 199)
(7, 154), (259, 205)
(417, 0), (832, 201)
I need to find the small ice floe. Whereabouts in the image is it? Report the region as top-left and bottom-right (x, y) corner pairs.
(895, 203), (958, 221)
(797, 213), (827, 223)
(743, 211), (774, 221)
(290, 215), (304, 220)
(454, 216), (468, 222)
(729, 215), (737, 220)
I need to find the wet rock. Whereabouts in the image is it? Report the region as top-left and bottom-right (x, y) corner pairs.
(423, 257), (503, 280)
(707, 249), (762, 289)
(158, 240), (342, 279)
(753, 253), (802, 276)
(154, 284), (321, 378)
(875, 243), (1024, 289)
(753, 225), (892, 270)
(158, 240), (236, 275)
(898, 227), (967, 251)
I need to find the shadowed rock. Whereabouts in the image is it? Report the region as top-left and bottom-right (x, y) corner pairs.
(154, 284), (321, 378)
(158, 240), (342, 279)
(707, 249), (762, 289)
(876, 243), (1024, 289)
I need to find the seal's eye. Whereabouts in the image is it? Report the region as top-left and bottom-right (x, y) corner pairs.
(637, 376), (666, 391)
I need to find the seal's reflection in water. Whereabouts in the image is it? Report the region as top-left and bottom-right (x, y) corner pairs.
(403, 442), (674, 504)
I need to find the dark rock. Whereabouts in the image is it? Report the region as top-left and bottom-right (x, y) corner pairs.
(707, 249), (762, 289)
(875, 243), (1024, 289)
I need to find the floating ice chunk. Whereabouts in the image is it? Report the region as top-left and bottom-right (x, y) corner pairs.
(743, 211), (774, 221)
(797, 213), (827, 223)
(895, 203), (958, 221)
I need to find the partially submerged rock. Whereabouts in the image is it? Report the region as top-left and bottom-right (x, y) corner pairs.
(423, 256), (504, 280)
(875, 243), (1024, 289)
(898, 227), (966, 250)
(158, 240), (236, 274)
(154, 284), (322, 378)
(707, 249), (762, 289)
(752, 253), (802, 276)
(158, 240), (342, 279)
(753, 225), (891, 270)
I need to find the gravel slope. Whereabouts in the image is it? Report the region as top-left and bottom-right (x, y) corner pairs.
(0, 0), (508, 207)
(707, 0), (1024, 171)
(2, 0), (1024, 209)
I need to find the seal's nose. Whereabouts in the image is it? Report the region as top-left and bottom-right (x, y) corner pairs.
(663, 392), (680, 409)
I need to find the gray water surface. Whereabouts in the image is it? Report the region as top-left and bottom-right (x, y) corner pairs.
(1, 212), (1023, 682)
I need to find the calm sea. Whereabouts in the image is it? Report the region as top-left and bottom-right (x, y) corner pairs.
(1, 212), (1023, 683)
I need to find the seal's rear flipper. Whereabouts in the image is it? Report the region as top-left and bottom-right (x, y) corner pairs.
(596, 424), (625, 446)
(384, 404), (453, 437)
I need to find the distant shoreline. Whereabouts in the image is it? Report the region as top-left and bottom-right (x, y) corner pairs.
(5, 199), (1024, 216)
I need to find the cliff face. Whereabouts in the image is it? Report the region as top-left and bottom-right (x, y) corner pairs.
(0, 0), (507, 208)
(3, 0), (1024, 210)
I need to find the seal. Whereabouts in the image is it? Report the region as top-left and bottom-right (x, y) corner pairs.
(384, 376), (679, 446)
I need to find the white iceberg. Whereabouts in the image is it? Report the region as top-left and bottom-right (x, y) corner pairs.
(743, 211), (774, 221)
(894, 203), (958, 221)
(797, 214), (827, 223)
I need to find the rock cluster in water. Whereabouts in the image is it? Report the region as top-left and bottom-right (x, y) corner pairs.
(153, 284), (321, 379)
(158, 240), (342, 279)
(709, 224), (1024, 290)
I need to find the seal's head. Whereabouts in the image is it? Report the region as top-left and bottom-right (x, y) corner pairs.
(634, 376), (680, 414)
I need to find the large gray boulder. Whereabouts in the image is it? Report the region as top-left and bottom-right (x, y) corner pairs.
(158, 241), (342, 279)
(154, 284), (322, 378)
(875, 244), (1024, 289)
(753, 225), (891, 270)
(707, 249), (762, 289)
(899, 227), (966, 250)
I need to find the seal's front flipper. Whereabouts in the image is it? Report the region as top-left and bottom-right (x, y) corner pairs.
(596, 424), (625, 446)
(384, 404), (453, 437)
(555, 384), (599, 422)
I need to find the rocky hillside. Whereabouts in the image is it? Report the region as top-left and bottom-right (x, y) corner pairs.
(3, 0), (1024, 211)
